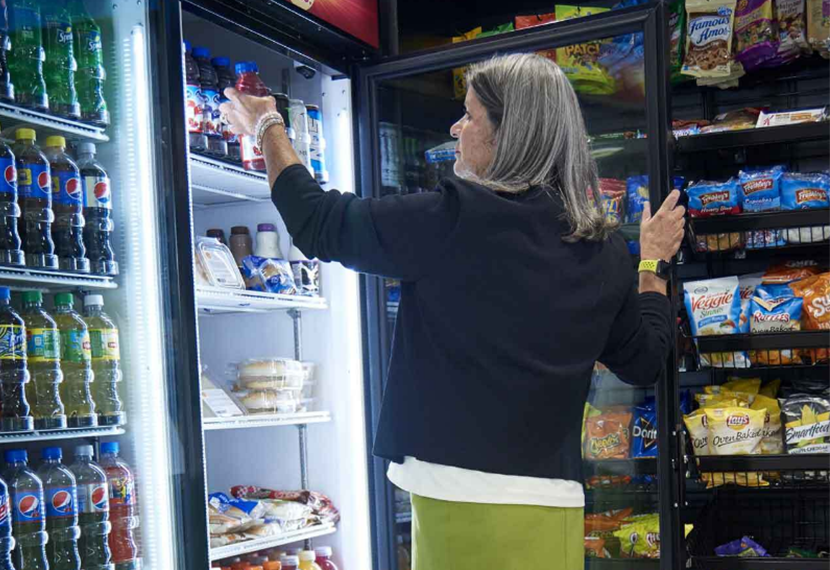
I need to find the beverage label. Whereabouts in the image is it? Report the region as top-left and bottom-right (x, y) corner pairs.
(82, 174), (111, 210)
(0, 156), (16, 196)
(0, 325), (26, 360)
(0, 492), (9, 532)
(82, 30), (103, 61)
(46, 18), (73, 53)
(27, 328), (60, 362)
(89, 328), (120, 361)
(240, 134), (263, 165)
(45, 485), (77, 519)
(76, 482), (108, 514)
(108, 474), (134, 507)
(201, 88), (221, 136)
(185, 84), (203, 134)
(13, 491), (42, 524)
(53, 170), (83, 206)
(18, 164), (51, 200)
(61, 329), (91, 363)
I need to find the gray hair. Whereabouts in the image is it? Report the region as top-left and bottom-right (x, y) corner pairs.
(465, 53), (616, 242)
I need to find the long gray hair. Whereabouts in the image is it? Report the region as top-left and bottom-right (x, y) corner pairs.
(464, 53), (615, 242)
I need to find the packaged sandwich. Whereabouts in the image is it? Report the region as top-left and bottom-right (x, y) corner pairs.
(585, 410), (633, 460)
(683, 0), (739, 77)
(781, 394), (830, 453)
(241, 255), (298, 295)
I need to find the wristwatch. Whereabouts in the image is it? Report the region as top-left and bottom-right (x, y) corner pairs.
(638, 259), (671, 279)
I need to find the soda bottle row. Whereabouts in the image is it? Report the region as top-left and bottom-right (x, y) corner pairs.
(0, 126), (117, 275)
(0, 441), (139, 570)
(0, 0), (109, 126)
(0, 287), (125, 432)
(182, 45), (327, 182)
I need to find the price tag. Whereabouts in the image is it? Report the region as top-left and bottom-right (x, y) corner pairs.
(201, 389), (243, 418)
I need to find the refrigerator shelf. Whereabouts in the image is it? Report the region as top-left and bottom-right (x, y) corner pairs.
(675, 122), (829, 153)
(197, 287), (327, 313)
(696, 454), (830, 473)
(190, 155), (271, 204)
(203, 411), (332, 431)
(0, 426), (125, 445)
(209, 522), (337, 561)
(0, 102), (108, 143)
(689, 209), (830, 234)
(694, 331), (829, 352)
(395, 511), (412, 524)
(0, 266), (117, 290)
(584, 458), (658, 476)
(690, 556), (829, 569)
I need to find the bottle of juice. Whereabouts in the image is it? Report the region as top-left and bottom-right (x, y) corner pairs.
(21, 290), (66, 430)
(234, 61), (269, 171)
(314, 547), (339, 570)
(54, 292), (96, 428)
(298, 551), (321, 570)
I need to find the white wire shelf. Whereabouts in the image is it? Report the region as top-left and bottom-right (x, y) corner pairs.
(0, 426), (124, 445)
(196, 286), (327, 314)
(203, 411), (331, 431)
(0, 102), (108, 142)
(189, 155), (270, 205)
(0, 266), (117, 291)
(209, 522), (337, 561)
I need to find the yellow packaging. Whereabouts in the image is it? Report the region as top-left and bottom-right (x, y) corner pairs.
(750, 395), (784, 454)
(613, 514), (660, 559)
(722, 377), (762, 394)
(554, 6), (616, 94)
(705, 407), (765, 455)
(696, 393), (745, 407)
(582, 402), (603, 458)
(759, 378), (781, 399)
(452, 28), (482, 100)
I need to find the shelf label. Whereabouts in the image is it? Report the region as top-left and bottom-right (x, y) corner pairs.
(202, 389), (243, 418)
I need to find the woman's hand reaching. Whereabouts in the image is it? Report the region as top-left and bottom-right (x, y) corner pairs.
(639, 190), (686, 263)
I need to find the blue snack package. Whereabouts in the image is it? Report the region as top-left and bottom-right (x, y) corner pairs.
(781, 173), (830, 210)
(631, 398), (658, 458)
(715, 536), (770, 557)
(739, 166), (785, 212)
(626, 175), (649, 223)
(672, 176), (686, 191)
(686, 179), (742, 217)
(679, 389), (693, 415)
(749, 283), (803, 334)
(241, 255), (298, 295)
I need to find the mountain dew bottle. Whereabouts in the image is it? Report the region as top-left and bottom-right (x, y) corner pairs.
(22, 291), (66, 430)
(54, 293), (96, 428)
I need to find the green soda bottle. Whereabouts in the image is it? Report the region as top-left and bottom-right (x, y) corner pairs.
(21, 290), (66, 430)
(83, 295), (123, 426)
(67, 0), (108, 126)
(0, 285), (32, 432)
(8, 0), (48, 111)
(43, 0), (80, 120)
(53, 292), (96, 428)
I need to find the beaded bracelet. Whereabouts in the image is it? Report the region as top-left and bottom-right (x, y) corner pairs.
(255, 112), (285, 150)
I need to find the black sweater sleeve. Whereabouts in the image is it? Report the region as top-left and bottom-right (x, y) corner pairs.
(272, 164), (459, 280)
(600, 287), (673, 386)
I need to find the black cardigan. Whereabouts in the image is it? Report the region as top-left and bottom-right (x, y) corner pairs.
(273, 164), (672, 481)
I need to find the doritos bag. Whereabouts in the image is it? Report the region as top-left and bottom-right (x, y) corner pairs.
(631, 399), (658, 458)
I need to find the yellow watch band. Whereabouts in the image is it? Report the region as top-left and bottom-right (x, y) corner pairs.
(638, 259), (660, 274)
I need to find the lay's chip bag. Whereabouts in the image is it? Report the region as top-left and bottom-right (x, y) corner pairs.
(555, 6), (616, 95)
(705, 406), (765, 455)
(751, 394), (785, 454)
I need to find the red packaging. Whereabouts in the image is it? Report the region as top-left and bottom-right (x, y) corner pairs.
(515, 13), (557, 61)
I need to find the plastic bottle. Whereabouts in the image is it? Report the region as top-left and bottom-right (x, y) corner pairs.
(76, 142), (117, 276)
(45, 135), (89, 273)
(67, 0), (108, 126)
(254, 223), (281, 258)
(280, 556), (299, 570)
(183, 41), (206, 153)
(288, 99), (314, 176)
(3, 449), (48, 570)
(22, 290), (66, 430)
(229, 226), (252, 268)
(83, 294), (124, 426)
(43, 0), (80, 120)
(0, 2), (15, 103)
(38, 447), (82, 570)
(234, 61), (269, 171)
(100, 442), (138, 569)
(0, 473), (15, 570)
(70, 445), (111, 569)
(0, 122), (24, 266)
(298, 551), (321, 570)
(0, 286), (32, 433)
(14, 128), (58, 270)
(8, 0), (48, 111)
(288, 240), (320, 297)
(314, 547), (338, 570)
(213, 56), (239, 161)
(193, 47), (225, 157)
(54, 292), (96, 428)
(305, 105), (328, 184)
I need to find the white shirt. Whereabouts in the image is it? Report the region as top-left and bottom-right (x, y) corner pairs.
(387, 456), (585, 508)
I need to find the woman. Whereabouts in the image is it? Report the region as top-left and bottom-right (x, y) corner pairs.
(221, 53), (684, 569)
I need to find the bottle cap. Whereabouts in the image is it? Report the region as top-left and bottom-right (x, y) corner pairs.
(257, 223), (276, 232)
(192, 46), (210, 59)
(0, 287), (10, 301)
(75, 445), (94, 457)
(77, 142), (97, 156)
(235, 61), (258, 75)
(4, 449), (27, 463)
(100, 441), (119, 454)
(299, 551), (316, 561)
(280, 556), (299, 565)
(84, 294), (104, 307)
(21, 291), (42, 304)
(54, 292), (75, 307)
(42, 447), (62, 460)
(183, 40), (191, 52)
(15, 128), (35, 141)
(314, 546), (333, 557)
(45, 135), (66, 149)
(211, 56), (230, 67)
(230, 226), (250, 235)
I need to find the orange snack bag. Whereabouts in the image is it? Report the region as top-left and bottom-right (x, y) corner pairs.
(762, 260), (824, 284)
(790, 272), (830, 363)
(515, 13), (557, 62)
(585, 411), (633, 459)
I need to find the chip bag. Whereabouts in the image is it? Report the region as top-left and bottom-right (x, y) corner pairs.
(749, 283), (803, 365)
(614, 514), (660, 558)
(600, 178), (627, 223)
(585, 507), (634, 535)
(759, 378), (782, 398)
(451, 24), (514, 99)
(684, 276), (749, 368)
(722, 377), (763, 394)
(738, 273), (764, 332)
(585, 537), (611, 558)
(684, 409), (710, 456)
(734, 0), (779, 69)
(515, 13), (557, 62)
(585, 410), (633, 459)
(715, 536), (770, 557)
(781, 394), (830, 453)
(626, 175), (650, 224)
(790, 273), (830, 363)
(669, 0), (688, 82)
(762, 260), (824, 284)
(555, 6), (616, 94)
(705, 406), (765, 455)
(631, 399), (658, 458)
(583, 402), (603, 458)
(750, 394), (785, 453)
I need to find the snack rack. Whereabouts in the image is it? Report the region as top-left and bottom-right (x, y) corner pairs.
(670, 50), (830, 569)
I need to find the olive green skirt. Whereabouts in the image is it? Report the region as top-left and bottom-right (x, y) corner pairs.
(411, 494), (584, 570)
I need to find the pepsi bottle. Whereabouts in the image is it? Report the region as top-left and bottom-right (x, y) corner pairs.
(0, 473), (15, 570)
(69, 445), (110, 568)
(0, 122), (22, 266)
(76, 143), (116, 276)
(45, 136), (88, 273)
(38, 447), (80, 570)
(3, 449), (47, 570)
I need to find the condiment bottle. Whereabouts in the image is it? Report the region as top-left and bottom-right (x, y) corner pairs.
(206, 228), (227, 245)
(255, 223), (281, 258)
(229, 225), (253, 267)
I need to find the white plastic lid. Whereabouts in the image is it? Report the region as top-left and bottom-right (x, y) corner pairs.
(299, 551), (316, 561)
(281, 555), (300, 564)
(315, 546), (333, 557)
(84, 294), (104, 307)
